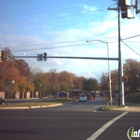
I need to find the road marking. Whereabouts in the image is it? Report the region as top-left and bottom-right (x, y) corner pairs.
(87, 111), (128, 140)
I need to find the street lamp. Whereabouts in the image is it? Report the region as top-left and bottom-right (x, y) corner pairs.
(86, 39), (112, 106)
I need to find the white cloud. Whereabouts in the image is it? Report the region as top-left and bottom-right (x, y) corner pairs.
(54, 59), (63, 66)
(85, 70), (97, 78)
(81, 4), (97, 13)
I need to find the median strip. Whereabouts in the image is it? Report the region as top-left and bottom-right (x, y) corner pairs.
(0, 103), (63, 110)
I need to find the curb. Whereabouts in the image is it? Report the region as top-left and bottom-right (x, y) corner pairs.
(100, 106), (140, 112)
(0, 103), (63, 110)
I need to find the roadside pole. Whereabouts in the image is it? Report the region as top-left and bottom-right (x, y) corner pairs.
(108, 7), (125, 107)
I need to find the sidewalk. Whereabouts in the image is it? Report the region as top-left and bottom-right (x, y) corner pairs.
(102, 105), (140, 112)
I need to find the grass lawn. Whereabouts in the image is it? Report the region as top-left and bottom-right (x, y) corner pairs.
(1, 99), (72, 107)
(125, 93), (140, 103)
(102, 105), (117, 111)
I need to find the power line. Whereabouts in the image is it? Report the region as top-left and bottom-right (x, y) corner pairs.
(7, 34), (140, 50)
(0, 16), (118, 35)
(0, 8), (107, 25)
(11, 40), (118, 52)
(122, 34), (140, 40)
(7, 36), (118, 49)
(0, 0), (113, 26)
(121, 40), (140, 56)
(0, 0), (111, 14)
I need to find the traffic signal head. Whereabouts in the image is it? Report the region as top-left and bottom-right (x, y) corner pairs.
(123, 75), (128, 82)
(118, 0), (131, 19)
(44, 53), (47, 61)
(0, 50), (4, 62)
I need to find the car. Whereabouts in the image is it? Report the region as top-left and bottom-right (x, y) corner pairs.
(79, 94), (87, 102)
(95, 94), (100, 98)
(0, 97), (5, 105)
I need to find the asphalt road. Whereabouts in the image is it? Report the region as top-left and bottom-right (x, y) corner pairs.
(0, 97), (140, 140)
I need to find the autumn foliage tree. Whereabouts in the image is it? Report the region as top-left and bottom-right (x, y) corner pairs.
(0, 47), (105, 98)
(100, 59), (140, 94)
(123, 59), (140, 92)
(0, 48), (35, 97)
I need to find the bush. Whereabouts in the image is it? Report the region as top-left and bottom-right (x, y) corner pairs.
(125, 93), (140, 103)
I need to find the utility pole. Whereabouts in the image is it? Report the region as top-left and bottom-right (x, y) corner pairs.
(108, 0), (139, 106)
(135, 0), (140, 14)
(108, 6), (125, 106)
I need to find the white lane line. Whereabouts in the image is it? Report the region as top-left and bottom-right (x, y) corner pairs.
(87, 111), (128, 140)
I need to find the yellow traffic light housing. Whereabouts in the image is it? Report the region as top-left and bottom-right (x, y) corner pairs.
(118, 0), (131, 19)
(0, 50), (4, 62)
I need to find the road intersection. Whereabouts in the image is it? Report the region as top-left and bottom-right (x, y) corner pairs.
(0, 97), (140, 140)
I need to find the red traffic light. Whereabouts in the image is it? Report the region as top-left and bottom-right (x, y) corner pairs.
(123, 75), (128, 82)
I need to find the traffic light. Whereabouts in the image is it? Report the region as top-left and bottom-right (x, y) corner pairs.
(44, 53), (47, 61)
(0, 50), (4, 62)
(123, 75), (128, 82)
(118, 0), (131, 18)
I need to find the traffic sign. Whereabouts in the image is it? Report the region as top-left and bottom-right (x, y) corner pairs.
(7, 81), (11, 87)
(37, 54), (43, 61)
(7, 54), (12, 61)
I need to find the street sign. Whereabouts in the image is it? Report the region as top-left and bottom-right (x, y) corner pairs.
(37, 54), (43, 61)
(7, 81), (11, 87)
(7, 54), (12, 61)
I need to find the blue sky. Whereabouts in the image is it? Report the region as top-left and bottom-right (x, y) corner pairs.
(0, 0), (140, 81)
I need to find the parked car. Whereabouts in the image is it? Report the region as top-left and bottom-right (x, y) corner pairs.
(0, 97), (5, 105)
(79, 94), (87, 102)
(95, 94), (100, 98)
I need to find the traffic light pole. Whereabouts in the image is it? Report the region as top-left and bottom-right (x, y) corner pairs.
(108, 7), (125, 106)
(14, 55), (118, 60)
(118, 7), (125, 107)
(118, 7), (122, 106)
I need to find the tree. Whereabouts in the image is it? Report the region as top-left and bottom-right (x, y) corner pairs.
(100, 73), (109, 91)
(33, 79), (42, 91)
(124, 59), (140, 92)
(110, 70), (119, 92)
(83, 78), (100, 91)
(15, 59), (31, 78)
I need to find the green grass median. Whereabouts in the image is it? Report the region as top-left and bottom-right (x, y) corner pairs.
(102, 105), (117, 111)
(1, 99), (72, 107)
(114, 93), (140, 104)
(125, 93), (140, 103)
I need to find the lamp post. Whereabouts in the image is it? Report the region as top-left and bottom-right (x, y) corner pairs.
(86, 40), (112, 106)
